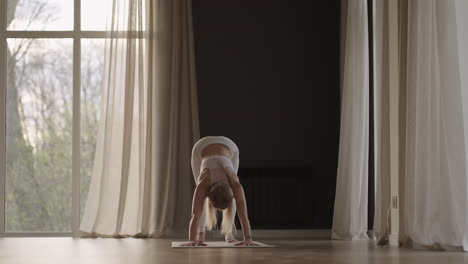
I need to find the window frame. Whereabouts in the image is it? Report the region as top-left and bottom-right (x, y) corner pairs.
(0, 0), (108, 237)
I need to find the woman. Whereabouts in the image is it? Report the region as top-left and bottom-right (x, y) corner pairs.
(182, 136), (257, 246)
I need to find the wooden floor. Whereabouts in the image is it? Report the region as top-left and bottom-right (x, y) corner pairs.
(0, 238), (467, 264)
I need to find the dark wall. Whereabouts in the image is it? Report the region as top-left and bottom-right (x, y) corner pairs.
(192, 0), (341, 228)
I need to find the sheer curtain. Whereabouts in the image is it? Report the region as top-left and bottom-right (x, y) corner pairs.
(458, 0), (468, 250)
(372, 0), (468, 250)
(372, 0), (407, 245)
(402, 0), (467, 250)
(80, 0), (199, 237)
(332, 0), (370, 240)
(337, 0), (468, 250)
(372, 0), (391, 244)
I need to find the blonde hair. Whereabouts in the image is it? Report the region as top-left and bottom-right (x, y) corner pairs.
(205, 183), (237, 235)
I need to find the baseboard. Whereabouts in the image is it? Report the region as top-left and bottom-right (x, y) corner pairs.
(250, 229), (331, 239)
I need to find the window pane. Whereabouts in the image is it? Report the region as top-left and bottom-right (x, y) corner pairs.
(6, 39), (73, 232)
(80, 39), (105, 218)
(82, 0), (146, 31)
(7, 0), (73, 31)
(81, 0), (112, 31)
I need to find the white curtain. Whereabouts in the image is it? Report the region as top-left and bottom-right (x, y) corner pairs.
(339, 0), (468, 250)
(372, 0), (407, 244)
(80, 0), (199, 237)
(458, 0), (468, 251)
(403, 0), (468, 250)
(372, 0), (391, 243)
(332, 0), (370, 240)
(372, 0), (468, 250)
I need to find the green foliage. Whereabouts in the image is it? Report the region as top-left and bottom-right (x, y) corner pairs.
(5, 39), (102, 232)
(4, 0), (103, 233)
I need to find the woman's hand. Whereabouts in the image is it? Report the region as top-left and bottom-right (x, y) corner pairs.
(180, 240), (207, 247)
(235, 239), (259, 246)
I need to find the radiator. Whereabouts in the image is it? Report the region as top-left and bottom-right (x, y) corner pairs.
(236, 167), (337, 229)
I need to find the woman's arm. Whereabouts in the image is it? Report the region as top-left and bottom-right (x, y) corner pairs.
(181, 176), (209, 246)
(224, 167), (258, 246)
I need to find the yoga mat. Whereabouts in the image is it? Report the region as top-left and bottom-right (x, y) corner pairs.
(172, 241), (274, 248)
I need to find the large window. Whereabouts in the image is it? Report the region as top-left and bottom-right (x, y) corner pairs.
(0, 0), (109, 236)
